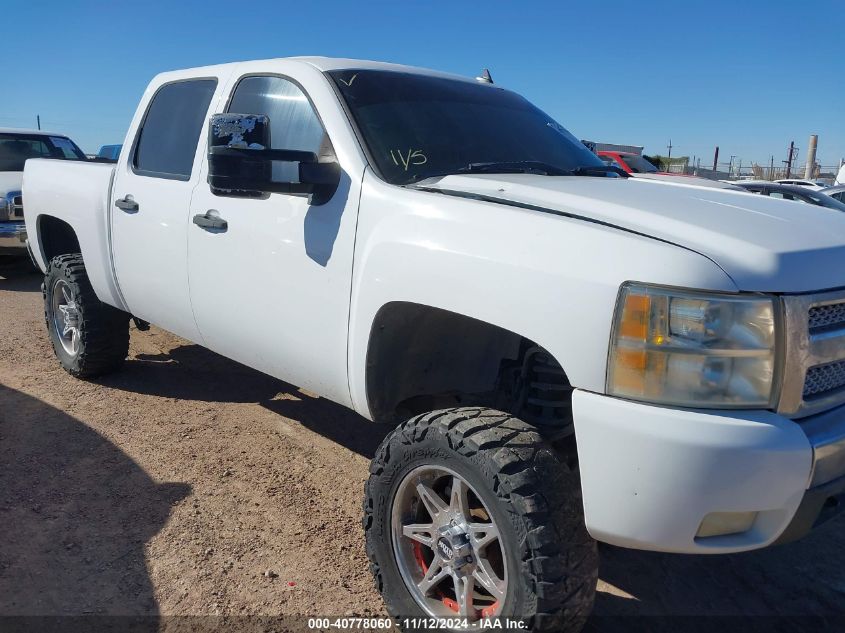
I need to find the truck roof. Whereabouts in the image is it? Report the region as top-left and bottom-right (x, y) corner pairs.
(153, 56), (479, 85)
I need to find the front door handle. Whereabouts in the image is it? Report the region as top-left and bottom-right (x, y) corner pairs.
(192, 211), (228, 232)
(115, 196), (139, 212)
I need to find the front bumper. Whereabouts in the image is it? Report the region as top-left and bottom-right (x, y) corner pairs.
(0, 221), (27, 252)
(572, 390), (845, 554)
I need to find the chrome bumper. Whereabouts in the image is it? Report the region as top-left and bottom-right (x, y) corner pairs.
(803, 402), (845, 487)
(775, 402), (845, 543)
(0, 221), (27, 250)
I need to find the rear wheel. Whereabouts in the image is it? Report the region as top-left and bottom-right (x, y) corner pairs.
(43, 254), (130, 378)
(364, 407), (597, 632)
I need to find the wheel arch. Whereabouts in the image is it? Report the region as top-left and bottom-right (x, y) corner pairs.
(363, 301), (575, 437)
(36, 214), (81, 266)
(32, 212), (127, 312)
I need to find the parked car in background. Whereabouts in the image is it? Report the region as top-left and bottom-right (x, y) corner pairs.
(821, 185), (845, 203)
(0, 128), (87, 254)
(636, 173), (745, 190)
(597, 150), (660, 174)
(735, 181), (845, 211)
(96, 144), (122, 161)
(775, 178), (828, 191)
(598, 150), (742, 189)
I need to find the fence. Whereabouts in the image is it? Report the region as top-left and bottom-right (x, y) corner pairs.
(654, 157), (842, 183)
(687, 163), (842, 183)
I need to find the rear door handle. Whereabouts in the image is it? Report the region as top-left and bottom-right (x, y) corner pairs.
(115, 196), (139, 212)
(192, 211), (228, 232)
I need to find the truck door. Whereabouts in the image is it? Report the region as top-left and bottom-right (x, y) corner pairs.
(111, 77), (222, 342)
(187, 73), (361, 407)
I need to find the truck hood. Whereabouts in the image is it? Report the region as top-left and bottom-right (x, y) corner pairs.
(0, 172), (22, 197)
(417, 174), (845, 293)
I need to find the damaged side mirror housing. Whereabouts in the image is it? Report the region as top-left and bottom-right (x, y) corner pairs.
(207, 113), (340, 203)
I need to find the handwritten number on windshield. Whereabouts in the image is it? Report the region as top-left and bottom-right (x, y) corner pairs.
(390, 149), (427, 171)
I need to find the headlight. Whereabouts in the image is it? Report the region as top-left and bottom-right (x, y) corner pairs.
(607, 283), (778, 408)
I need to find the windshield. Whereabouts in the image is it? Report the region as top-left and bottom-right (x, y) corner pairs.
(328, 70), (603, 185)
(0, 133), (86, 171)
(97, 144), (122, 160)
(808, 191), (845, 212)
(621, 154), (658, 173)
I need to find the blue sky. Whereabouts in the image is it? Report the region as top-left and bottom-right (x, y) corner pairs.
(3, 1), (842, 168)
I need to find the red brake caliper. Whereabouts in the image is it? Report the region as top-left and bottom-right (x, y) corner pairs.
(412, 542), (498, 617)
(413, 541), (460, 613)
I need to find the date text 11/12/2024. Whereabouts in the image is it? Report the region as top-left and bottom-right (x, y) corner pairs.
(307, 617), (528, 630)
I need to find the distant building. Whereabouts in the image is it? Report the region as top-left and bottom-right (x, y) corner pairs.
(582, 141), (644, 156)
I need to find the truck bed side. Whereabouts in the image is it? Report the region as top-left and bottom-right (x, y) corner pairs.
(23, 159), (127, 311)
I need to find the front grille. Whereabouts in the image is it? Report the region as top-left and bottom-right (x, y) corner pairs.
(808, 302), (845, 333)
(780, 290), (845, 417)
(804, 361), (845, 400)
(10, 194), (23, 218)
(4, 191), (23, 219)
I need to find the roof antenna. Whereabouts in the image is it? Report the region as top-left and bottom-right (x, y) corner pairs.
(476, 69), (493, 84)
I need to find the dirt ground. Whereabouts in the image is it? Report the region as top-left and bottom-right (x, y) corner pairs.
(1, 257), (844, 632)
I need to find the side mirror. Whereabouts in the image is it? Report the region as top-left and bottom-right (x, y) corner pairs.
(207, 113), (340, 203)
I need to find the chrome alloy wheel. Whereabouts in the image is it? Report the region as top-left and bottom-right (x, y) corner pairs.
(391, 465), (508, 624)
(51, 279), (81, 356)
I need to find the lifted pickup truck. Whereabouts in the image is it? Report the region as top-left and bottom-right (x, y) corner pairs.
(23, 57), (845, 631)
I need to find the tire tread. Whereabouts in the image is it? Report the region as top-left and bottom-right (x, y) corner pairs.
(43, 253), (129, 378)
(364, 406), (597, 632)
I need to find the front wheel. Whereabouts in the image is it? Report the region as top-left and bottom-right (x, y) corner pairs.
(43, 253), (130, 378)
(364, 408), (597, 632)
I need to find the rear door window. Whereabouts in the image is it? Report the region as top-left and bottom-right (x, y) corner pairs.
(133, 79), (217, 179)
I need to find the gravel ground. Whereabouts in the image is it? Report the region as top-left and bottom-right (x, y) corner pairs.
(1, 257), (844, 632)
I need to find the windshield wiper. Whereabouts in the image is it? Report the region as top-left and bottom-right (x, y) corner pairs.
(569, 165), (628, 178)
(406, 161), (627, 184)
(455, 161), (572, 176)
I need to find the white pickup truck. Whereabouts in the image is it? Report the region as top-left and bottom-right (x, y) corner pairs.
(23, 57), (845, 631)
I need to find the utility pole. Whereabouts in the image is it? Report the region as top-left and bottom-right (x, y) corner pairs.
(667, 139), (673, 171)
(785, 141), (795, 178)
(36, 115), (41, 130)
(729, 155), (735, 177)
(712, 146), (719, 174)
(804, 134), (818, 180)
(769, 155), (774, 180)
